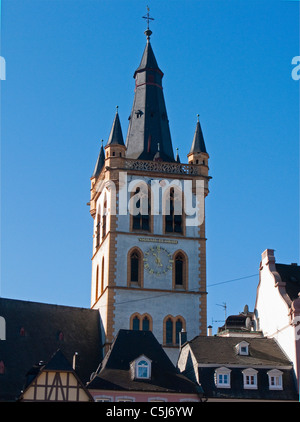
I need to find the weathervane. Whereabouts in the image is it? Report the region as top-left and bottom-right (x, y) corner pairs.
(143, 6), (154, 39)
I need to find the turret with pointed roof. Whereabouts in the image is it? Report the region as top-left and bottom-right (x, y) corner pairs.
(187, 115), (209, 168)
(91, 140), (105, 178)
(105, 107), (126, 161)
(125, 27), (174, 162)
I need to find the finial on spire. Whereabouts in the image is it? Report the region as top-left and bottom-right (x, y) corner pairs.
(116, 105), (119, 113)
(143, 6), (154, 40)
(197, 113), (200, 122)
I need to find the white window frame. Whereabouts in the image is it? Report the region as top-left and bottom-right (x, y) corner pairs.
(242, 368), (258, 389)
(94, 395), (113, 402)
(214, 367), (231, 388)
(236, 341), (249, 356)
(134, 355), (152, 380)
(267, 369), (283, 390)
(116, 396), (135, 402)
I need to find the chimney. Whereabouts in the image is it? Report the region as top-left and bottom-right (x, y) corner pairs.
(72, 352), (78, 370)
(179, 330), (187, 348)
(207, 325), (213, 336)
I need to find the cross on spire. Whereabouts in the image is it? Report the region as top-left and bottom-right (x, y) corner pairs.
(143, 6), (154, 39)
(143, 6), (154, 29)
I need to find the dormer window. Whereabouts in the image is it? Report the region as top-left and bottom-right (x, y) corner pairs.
(214, 367), (231, 388)
(267, 369), (283, 390)
(132, 355), (152, 380)
(236, 341), (249, 356)
(242, 368), (258, 389)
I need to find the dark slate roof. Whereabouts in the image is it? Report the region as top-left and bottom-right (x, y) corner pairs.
(185, 335), (297, 401)
(188, 336), (292, 367)
(107, 110), (125, 146)
(134, 40), (162, 78)
(189, 118), (207, 155)
(125, 37), (175, 163)
(275, 263), (300, 302)
(88, 329), (202, 395)
(0, 298), (103, 401)
(91, 141), (105, 178)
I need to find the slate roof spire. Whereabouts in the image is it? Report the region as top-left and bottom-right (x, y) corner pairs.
(91, 140), (105, 178)
(125, 16), (175, 162)
(107, 106), (125, 146)
(189, 114), (207, 154)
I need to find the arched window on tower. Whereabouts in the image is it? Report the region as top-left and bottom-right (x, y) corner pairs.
(130, 251), (140, 283)
(130, 313), (152, 331)
(175, 254), (184, 286)
(132, 315), (140, 331)
(173, 251), (188, 290)
(95, 265), (99, 301)
(164, 315), (186, 345)
(95, 213), (100, 248)
(101, 257), (105, 294)
(165, 318), (173, 345)
(102, 197), (107, 240)
(128, 248), (144, 287)
(175, 318), (183, 345)
(132, 187), (150, 231)
(164, 188), (182, 234)
(142, 316), (150, 331)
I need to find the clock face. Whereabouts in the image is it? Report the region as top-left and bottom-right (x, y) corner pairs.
(144, 246), (173, 275)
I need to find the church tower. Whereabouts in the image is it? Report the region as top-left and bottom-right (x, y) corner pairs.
(89, 18), (210, 356)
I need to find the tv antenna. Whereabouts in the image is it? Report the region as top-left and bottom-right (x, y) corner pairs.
(216, 302), (227, 321)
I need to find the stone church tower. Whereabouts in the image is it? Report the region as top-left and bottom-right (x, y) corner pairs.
(89, 22), (210, 357)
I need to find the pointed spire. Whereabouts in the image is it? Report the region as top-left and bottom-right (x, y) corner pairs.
(189, 114), (207, 154)
(125, 27), (174, 162)
(175, 148), (181, 163)
(92, 140), (105, 178)
(107, 106), (125, 146)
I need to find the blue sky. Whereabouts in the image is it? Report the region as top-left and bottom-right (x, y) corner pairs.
(0, 0), (299, 333)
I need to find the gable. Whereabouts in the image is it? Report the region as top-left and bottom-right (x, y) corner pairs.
(21, 370), (92, 402)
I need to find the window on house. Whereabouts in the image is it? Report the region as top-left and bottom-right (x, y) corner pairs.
(267, 369), (283, 390)
(236, 341), (249, 356)
(134, 356), (151, 379)
(214, 367), (231, 388)
(242, 368), (258, 389)
(0, 361), (5, 374)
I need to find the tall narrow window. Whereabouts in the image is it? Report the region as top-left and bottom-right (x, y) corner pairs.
(166, 318), (173, 344)
(95, 265), (99, 300)
(102, 198), (107, 240)
(128, 248), (144, 287)
(175, 254), (184, 286)
(142, 316), (150, 331)
(101, 257), (105, 294)
(132, 316), (140, 331)
(132, 187), (150, 231)
(165, 188), (182, 233)
(130, 251), (140, 283)
(96, 214), (100, 248)
(164, 316), (186, 345)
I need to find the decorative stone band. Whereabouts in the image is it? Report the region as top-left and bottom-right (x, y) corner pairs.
(124, 158), (200, 175)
